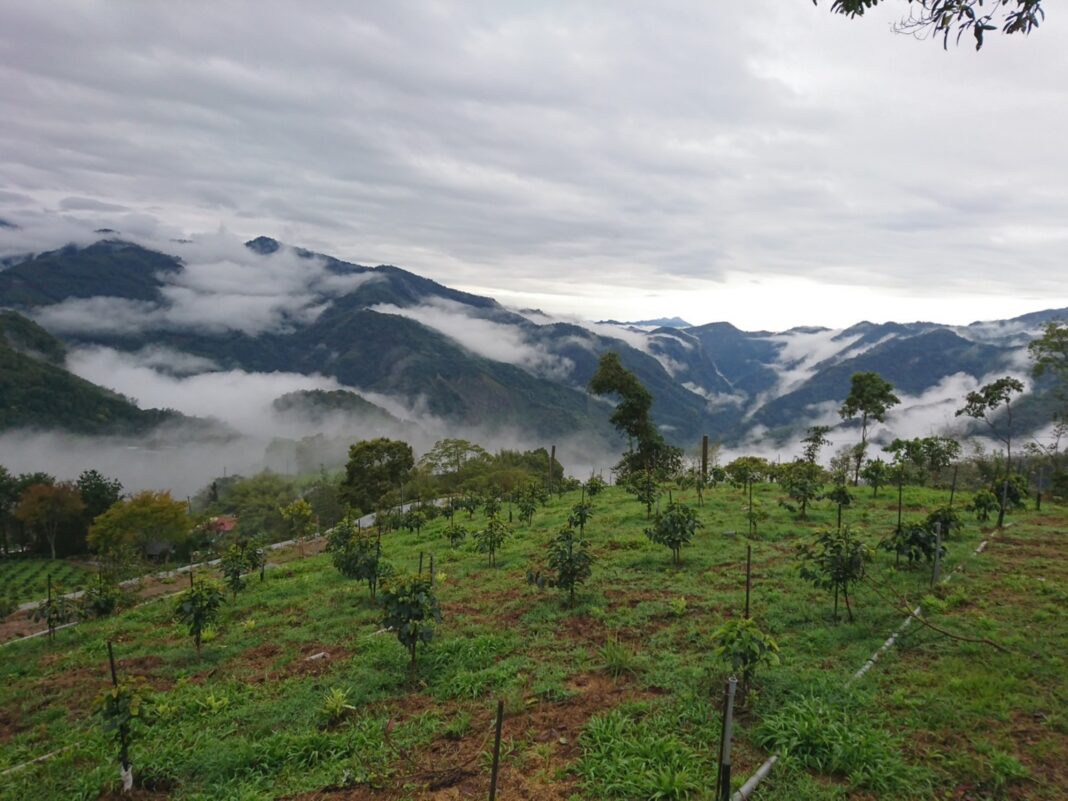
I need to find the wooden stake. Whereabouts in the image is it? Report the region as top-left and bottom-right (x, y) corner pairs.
(948, 465), (959, 508)
(702, 435), (709, 481)
(489, 699), (505, 800)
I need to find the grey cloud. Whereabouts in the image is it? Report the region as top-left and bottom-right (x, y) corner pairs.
(1, 1), (1066, 328)
(58, 196), (129, 212)
(370, 299), (576, 380)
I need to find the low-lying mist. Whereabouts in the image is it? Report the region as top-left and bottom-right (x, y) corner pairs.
(3, 342), (625, 495)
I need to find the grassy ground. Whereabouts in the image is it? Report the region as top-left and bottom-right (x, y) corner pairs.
(0, 557), (92, 606)
(0, 482), (1063, 801)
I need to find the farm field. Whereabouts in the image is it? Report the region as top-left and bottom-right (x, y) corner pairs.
(0, 557), (92, 608)
(0, 483), (1065, 801)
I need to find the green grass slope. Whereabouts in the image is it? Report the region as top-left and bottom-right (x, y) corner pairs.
(1, 482), (1063, 800)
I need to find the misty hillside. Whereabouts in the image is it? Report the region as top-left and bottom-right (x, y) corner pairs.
(0, 310), (184, 434)
(0, 234), (1064, 449)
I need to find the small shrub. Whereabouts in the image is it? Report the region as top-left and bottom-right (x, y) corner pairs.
(380, 573), (442, 676)
(710, 617), (780, 703)
(584, 475), (607, 498)
(517, 484), (538, 526)
(332, 525), (387, 598)
(970, 490), (1000, 523)
(219, 544), (248, 600)
(174, 579), (225, 657)
(645, 500), (701, 566)
(95, 675), (153, 790)
(546, 526), (594, 608)
(567, 499), (594, 534)
(924, 506), (963, 539)
(32, 582), (76, 641)
(879, 523), (944, 567)
(797, 526), (870, 623)
(79, 576), (125, 620)
(474, 515), (509, 567)
(627, 472), (660, 518)
(443, 521), (467, 547)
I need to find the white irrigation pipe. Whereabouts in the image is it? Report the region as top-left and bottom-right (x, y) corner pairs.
(730, 530), (1000, 801)
(0, 746), (74, 778)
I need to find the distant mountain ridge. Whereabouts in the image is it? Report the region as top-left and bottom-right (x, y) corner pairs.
(598, 316), (692, 329)
(0, 233), (1063, 448)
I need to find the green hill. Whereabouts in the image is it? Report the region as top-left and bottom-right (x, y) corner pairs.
(0, 311), (182, 434)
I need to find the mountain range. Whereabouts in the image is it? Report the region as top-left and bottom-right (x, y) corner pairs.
(0, 233), (1063, 454)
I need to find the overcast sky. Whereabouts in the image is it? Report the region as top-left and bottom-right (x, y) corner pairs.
(1, 1), (1066, 330)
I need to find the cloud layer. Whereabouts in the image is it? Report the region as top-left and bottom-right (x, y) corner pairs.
(1, 2), (1066, 328)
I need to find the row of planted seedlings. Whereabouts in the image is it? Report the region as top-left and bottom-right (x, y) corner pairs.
(0, 559), (90, 614)
(321, 469), (997, 799)
(3, 467), (1005, 799)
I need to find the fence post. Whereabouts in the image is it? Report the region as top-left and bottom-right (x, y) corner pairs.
(489, 698), (505, 800)
(716, 676), (738, 801)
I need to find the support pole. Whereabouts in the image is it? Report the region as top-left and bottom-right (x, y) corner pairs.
(489, 699), (505, 800)
(702, 435), (709, 482)
(716, 677), (738, 801)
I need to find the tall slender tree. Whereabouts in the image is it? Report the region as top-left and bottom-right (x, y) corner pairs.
(956, 377), (1024, 528)
(588, 352), (681, 478)
(840, 372), (900, 486)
